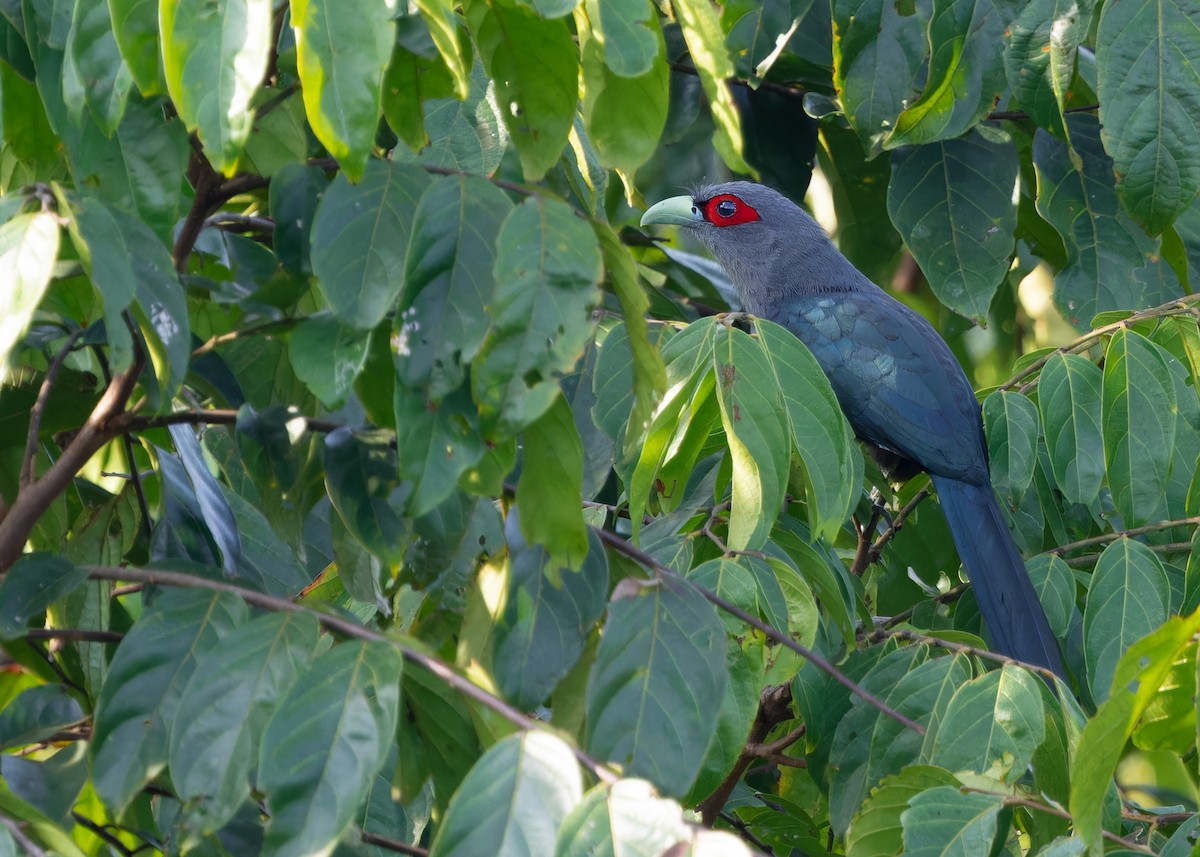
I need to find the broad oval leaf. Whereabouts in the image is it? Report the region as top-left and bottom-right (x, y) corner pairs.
(1096, 0), (1200, 234)
(1102, 328), (1176, 527)
(515, 395), (588, 569)
(67, 0), (132, 135)
(431, 732), (583, 857)
(161, 0), (271, 175)
(289, 314), (371, 408)
(925, 665), (1046, 783)
(887, 132), (1019, 323)
(290, 0), (395, 181)
(900, 786), (1008, 857)
(1026, 553), (1075, 637)
(0, 685), (86, 751)
(1003, 0), (1095, 137)
(846, 765), (962, 857)
(585, 577), (726, 797)
(756, 319), (862, 543)
(983, 389), (1040, 502)
(886, 0), (1008, 147)
(472, 196), (602, 436)
(1082, 538), (1171, 702)
(464, 0), (577, 180)
(168, 612), (320, 837)
(555, 779), (690, 856)
(394, 379), (486, 516)
(91, 589), (247, 814)
(1033, 116), (1181, 325)
(323, 427), (407, 565)
(310, 160), (430, 330)
(412, 0), (471, 99)
(108, 0), (162, 94)
(259, 640), (402, 857)
(0, 554), (89, 640)
(0, 211), (59, 383)
(831, 0), (926, 156)
(583, 0), (659, 77)
(1037, 353), (1104, 506)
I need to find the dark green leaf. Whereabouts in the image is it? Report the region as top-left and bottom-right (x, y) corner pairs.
(323, 427), (408, 565)
(1033, 116), (1181, 325)
(310, 160), (430, 329)
(1037, 353), (1103, 506)
(168, 423), (242, 576)
(1003, 0), (1094, 136)
(585, 578), (726, 797)
(395, 378), (487, 517)
(1102, 329), (1176, 527)
(515, 394), (588, 568)
(464, 0), (577, 180)
(91, 589), (247, 813)
(382, 41), (454, 151)
(0, 685), (85, 750)
(472, 196), (602, 436)
(846, 765), (962, 857)
(887, 0), (1008, 147)
(169, 612), (319, 838)
(268, 163), (328, 277)
(1026, 553), (1075, 637)
(290, 0), (394, 181)
(412, 0), (471, 99)
(289, 314), (371, 408)
(982, 390), (1040, 501)
(1096, 0), (1200, 234)
(429, 732), (582, 856)
(0, 554), (88, 640)
(65, 0), (131, 135)
(403, 63), (508, 175)
(259, 640), (402, 857)
(1083, 539), (1171, 701)
(396, 174), (513, 399)
(900, 786), (1008, 857)
(887, 132), (1018, 323)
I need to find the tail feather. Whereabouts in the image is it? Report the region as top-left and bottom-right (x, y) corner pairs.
(930, 475), (1066, 678)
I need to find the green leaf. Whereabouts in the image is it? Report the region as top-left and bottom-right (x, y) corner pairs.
(395, 380), (486, 517)
(402, 62), (508, 175)
(846, 765), (962, 857)
(831, 0), (926, 156)
(290, 0), (395, 181)
(289, 314), (371, 408)
(493, 517), (608, 708)
(585, 578), (727, 797)
(1096, 0), (1200, 234)
(516, 394), (588, 569)
(1102, 329), (1177, 527)
(925, 665), (1045, 783)
(396, 174), (513, 400)
(259, 640), (402, 857)
(756, 319), (862, 543)
(0, 554), (88, 640)
(430, 732), (583, 857)
(91, 589), (247, 814)
(579, 11), (668, 178)
(713, 324), (790, 552)
(1003, 0), (1095, 137)
(310, 159), (431, 330)
(686, 556), (788, 635)
(1037, 353), (1104, 506)
(464, 0), (577, 180)
(672, 0), (752, 173)
(1026, 553), (1075, 638)
(169, 612), (320, 838)
(66, 0), (132, 135)
(555, 779), (689, 856)
(886, 0), (1008, 147)
(0, 685), (85, 751)
(402, 662), (482, 804)
(982, 390), (1040, 502)
(412, 0), (472, 100)
(1071, 612), (1200, 852)
(108, 0), (163, 94)
(167, 423), (242, 575)
(1033, 116), (1181, 325)
(1083, 538), (1171, 702)
(472, 196), (603, 437)
(0, 212), (59, 383)
(582, 0), (659, 77)
(323, 427), (407, 565)
(160, 0), (271, 175)
(829, 653), (971, 835)
(381, 37), (455, 151)
(268, 163), (328, 277)
(887, 132), (1018, 323)
(900, 786), (1008, 857)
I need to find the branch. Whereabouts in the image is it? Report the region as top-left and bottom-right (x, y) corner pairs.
(867, 487), (931, 565)
(83, 564), (618, 785)
(1065, 541), (1193, 568)
(865, 627), (1064, 686)
(1049, 518), (1200, 557)
(192, 317), (307, 358)
(881, 583), (968, 629)
(22, 628), (124, 643)
(594, 528), (926, 735)
(360, 832), (428, 856)
(20, 327), (87, 491)
(203, 213), (275, 235)
(961, 788), (1156, 854)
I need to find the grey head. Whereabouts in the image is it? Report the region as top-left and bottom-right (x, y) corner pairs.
(640, 181), (873, 317)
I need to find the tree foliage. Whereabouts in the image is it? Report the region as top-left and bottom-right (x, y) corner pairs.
(2, 0), (1200, 855)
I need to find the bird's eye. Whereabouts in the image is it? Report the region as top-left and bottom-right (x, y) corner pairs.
(702, 193), (761, 226)
(716, 199), (737, 218)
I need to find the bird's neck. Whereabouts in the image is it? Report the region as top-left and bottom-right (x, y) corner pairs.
(720, 238), (874, 318)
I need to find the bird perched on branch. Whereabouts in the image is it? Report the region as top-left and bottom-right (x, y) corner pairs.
(642, 181), (1065, 678)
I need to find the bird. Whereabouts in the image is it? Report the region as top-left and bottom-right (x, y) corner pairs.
(641, 181), (1066, 678)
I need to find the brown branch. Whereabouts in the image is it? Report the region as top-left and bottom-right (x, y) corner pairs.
(962, 788), (1156, 854)
(1049, 518), (1200, 556)
(1065, 541), (1193, 568)
(360, 832), (428, 856)
(866, 628), (1063, 685)
(83, 564), (618, 785)
(594, 528), (926, 735)
(173, 145), (223, 273)
(882, 583), (968, 629)
(22, 628), (124, 643)
(667, 61), (805, 101)
(20, 327), (87, 490)
(697, 684), (794, 825)
(986, 103), (1100, 122)
(850, 505), (884, 576)
(867, 487), (931, 565)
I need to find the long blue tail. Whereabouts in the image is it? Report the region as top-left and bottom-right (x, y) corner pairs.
(930, 475), (1066, 678)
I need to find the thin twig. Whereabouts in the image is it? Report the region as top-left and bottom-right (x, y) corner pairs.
(203, 213), (275, 234)
(360, 832), (428, 856)
(83, 565), (618, 785)
(961, 788), (1156, 854)
(21, 328), (87, 490)
(70, 813), (133, 856)
(850, 505), (884, 576)
(1049, 518), (1200, 556)
(882, 583), (968, 629)
(594, 528), (926, 735)
(22, 628), (124, 643)
(868, 487), (930, 563)
(192, 317), (305, 358)
(1065, 541), (1193, 568)
(866, 628), (1062, 685)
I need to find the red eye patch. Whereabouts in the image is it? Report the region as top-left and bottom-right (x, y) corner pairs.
(702, 194), (760, 226)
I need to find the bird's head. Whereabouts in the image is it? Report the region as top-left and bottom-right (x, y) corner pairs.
(641, 181), (868, 315)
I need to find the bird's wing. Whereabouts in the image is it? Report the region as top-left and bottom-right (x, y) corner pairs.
(771, 290), (989, 484)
